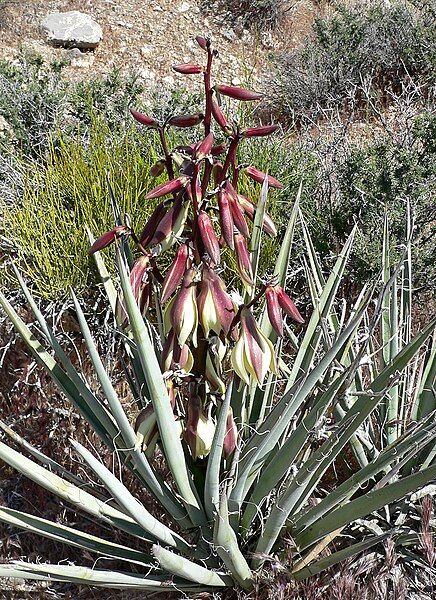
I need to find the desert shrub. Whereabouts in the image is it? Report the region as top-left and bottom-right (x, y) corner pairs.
(335, 112), (436, 288)
(205, 0), (286, 31)
(0, 48), (195, 157)
(0, 50), (69, 154)
(269, 0), (435, 121)
(1, 117), (161, 298)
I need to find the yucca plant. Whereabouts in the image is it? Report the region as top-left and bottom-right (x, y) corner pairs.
(0, 36), (435, 594)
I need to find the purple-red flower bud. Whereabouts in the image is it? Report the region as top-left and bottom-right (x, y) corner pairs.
(217, 187), (235, 250)
(211, 99), (230, 130)
(215, 84), (262, 102)
(211, 144), (226, 156)
(244, 166), (284, 189)
(198, 211), (221, 265)
(130, 255), (151, 305)
(223, 408), (237, 458)
(196, 36), (209, 51)
(168, 113), (204, 128)
(277, 287), (304, 324)
(145, 176), (189, 200)
(89, 226), (128, 254)
(225, 181), (250, 238)
(237, 194), (277, 238)
(172, 63), (203, 75)
(130, 109), (156, 127)
(234, 233), (254, 287)
(265, 285), (283, 337)
(242, 125), (279, 138)
(139, 202), (167, 246)
(161, 243), (189, 303)
(195, 132), (214, 161)
(265, 285), (304, 336)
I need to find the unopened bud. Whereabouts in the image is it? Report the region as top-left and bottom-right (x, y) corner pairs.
(217, 187), (235, 250)
(211, 99), (230, 130)
(130, 109), (156, 127)
(172, 63), (203, 74)
(161, 244), (189, 303)
(242, 125), (279, 138)
(195, 35), (209, 51)
(277, 287), (304, 324)
(168, 113), (204, 128)
(89, 226), (128, 255)
(244, 166), (283, 189)
(223, 408), (237, 458)
(195, 132), (214, 161)
(234, 233), (254, 288)
(145, 176), (189, 200)
(139, 202), (167, 246)
(215, 84), (262, 101)
(198, 211), (221, 265)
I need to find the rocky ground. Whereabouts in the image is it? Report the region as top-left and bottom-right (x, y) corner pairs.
(0, 0), (323, 86)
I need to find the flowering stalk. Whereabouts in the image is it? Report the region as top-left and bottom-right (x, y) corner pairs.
(100, 36), (302, 463)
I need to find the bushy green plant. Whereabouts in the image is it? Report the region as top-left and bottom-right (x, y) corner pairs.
(1, 117), (161, 298)
(270, 0), (435, 121)
(214, 0), (286, 30)
(0, 36), (435, 596)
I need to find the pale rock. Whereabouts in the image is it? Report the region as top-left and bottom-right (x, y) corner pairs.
(40, 11), (103, 49)
(178, 2), (191, 13)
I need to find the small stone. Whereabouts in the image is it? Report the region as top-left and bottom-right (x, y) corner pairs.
(231, 77), (241, 86)
(138, 67), (156, 81)
(141, 45), (153, 57)
(40, 11), (103, 49)
(178, 2), (191, 13)
(162, 75), (175, 87)
(67, 47), (83, 59)
(222, 30), (237, 42)
(0, 115), (13, 137)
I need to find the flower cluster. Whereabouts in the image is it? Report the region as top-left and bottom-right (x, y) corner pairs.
(90, 36), (303, 461)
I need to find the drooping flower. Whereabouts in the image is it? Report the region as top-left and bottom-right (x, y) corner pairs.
(197, 265), (235, 337)
(166, 267), (198, 347)
(205, 336), (227, 395)
(162, 329), (194, 374)
(265, 284), (304, 337)
(185, 395), (215, 460)
(148, 197), (189, 253)
(231, 308), (277, 385)
(198, 211), (221, 265)
(215, 84), (262, 102)
(161, 243), (189, 303)
(223, 407), (238, 458)
(89, 226), (128, 255)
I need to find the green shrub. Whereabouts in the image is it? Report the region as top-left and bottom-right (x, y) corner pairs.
(270, 0), (435, 121)
(228, 0), (285, 29)
(1, 117), (161, 298)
